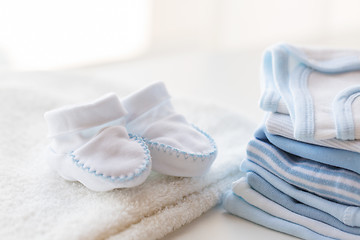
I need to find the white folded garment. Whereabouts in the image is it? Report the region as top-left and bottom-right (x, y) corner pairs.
(260, 43), (360, 141)
(266, 112), (360, 153)
(122, 82), (217, 177)
(44, 93), (152, 191)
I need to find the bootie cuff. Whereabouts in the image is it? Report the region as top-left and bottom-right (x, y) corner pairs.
(122, 82), (171, 122)
(44, 93), (126, 137)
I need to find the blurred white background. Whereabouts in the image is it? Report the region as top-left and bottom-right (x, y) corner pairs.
(1, 0), (360, 120)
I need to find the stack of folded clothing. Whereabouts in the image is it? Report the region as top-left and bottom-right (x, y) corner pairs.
(224, 43), (360, 240)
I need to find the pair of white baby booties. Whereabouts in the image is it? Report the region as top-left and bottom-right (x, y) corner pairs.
(44, 82), (217, 191)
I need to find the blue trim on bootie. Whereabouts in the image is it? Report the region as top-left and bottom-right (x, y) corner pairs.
(141, 125), (217, 162)
(69, 134), (151, 182)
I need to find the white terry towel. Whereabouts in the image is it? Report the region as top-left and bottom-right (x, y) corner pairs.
(0, 72), (254, 240)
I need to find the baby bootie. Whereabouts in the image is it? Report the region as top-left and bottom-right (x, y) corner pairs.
(44, 93), (151, 191)
(122, 82), (217, 177)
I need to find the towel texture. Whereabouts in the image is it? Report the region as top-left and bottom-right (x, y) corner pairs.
(0, 72), (254, 240)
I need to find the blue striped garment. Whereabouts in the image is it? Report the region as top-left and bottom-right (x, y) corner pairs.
(223, 192), (335, 240)
(247, 137), (360, 206)
(246, 172), (360, 234)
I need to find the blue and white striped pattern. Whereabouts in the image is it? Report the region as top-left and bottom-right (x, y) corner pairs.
(247, 138), (360, 206)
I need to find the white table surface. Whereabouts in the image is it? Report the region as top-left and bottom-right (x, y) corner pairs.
(68, 49), (299, 240)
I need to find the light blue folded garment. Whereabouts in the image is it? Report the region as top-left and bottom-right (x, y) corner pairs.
(247, 132), (360, 206)
(241, 159), (360, 227)
(232, 177), (360, 239)
(260, 43), (360, 141)
(255, 126), (360, 174)
(247, 171), (360, 235)
(266, 112), (360, 154)
(223, 192), (335, 240)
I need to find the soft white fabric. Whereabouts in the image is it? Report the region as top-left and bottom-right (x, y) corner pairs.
(45, 93), (127, 153)
(44, 94), (151, 191)
(123, 82), (217, 177)
(266, 112), (360, 153)
(232, 178), (360, 240)
(0, 72), (254, 240)
(308, 72), (360, 140)
(275, 72), (360, 140)
(260, 43), (360, 141)
(45, 93), (127, 138)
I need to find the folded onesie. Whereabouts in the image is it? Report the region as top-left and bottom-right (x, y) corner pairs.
(256, 125), (360, 174)
(247, 134), (360, 206)
(260, 43), (360, 141)
(122, 82), (217, 177)
(44, 93), (152, 191)
(241, 159), (360, 227)
(231, 177), (359, 240)
(246, 172), (360, 235)
(223, 192), (334, 240)
(266, 112), (360, 154)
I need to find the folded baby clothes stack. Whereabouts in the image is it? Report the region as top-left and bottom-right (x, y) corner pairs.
(224, 43), (360, 240)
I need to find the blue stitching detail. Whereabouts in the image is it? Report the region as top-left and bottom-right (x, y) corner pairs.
(261, 43), (360, 141)
(141, 125), (217, 162)
(259, 50), (282, 112)
(70, 134), (151, 182)
(333, 86), (360, 140)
